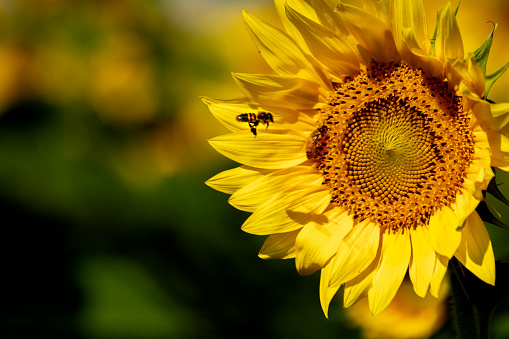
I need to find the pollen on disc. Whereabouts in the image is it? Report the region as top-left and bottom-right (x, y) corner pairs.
(314, 61), (474, 232)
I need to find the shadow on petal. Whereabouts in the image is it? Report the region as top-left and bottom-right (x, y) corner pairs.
(287, 210), (329, 226)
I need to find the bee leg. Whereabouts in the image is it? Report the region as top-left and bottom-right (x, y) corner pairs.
(254, 121), (261, 137)
(248, 122), (257, 137)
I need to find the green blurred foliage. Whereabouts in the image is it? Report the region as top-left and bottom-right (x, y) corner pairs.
(0, 0), (359, 338)
(0, 0), (508, 338)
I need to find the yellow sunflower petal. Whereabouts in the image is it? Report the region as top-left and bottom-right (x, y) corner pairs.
(241, 185), (331, 235)
(457, 81), (481, 105)
(343, 250), (380, 308)
(285, 3), (360, 78)
(491, 102), (509, 118)
(285, 0), (320, 21)
(229, 166), (323, 212)
(428, 206), (461, 259)
(430, 254), (449, 298)
(409, 226), (436, 298)
(400, 27), (443, 76)
(201, 96), (255, 133)
(465, 139), (493, 195)
(267, 107), (318, 131)
(208, 132), (307, 169)
(202, 96), (318, 135)
(322, 0), (340, 9)
(206, 165), (273, 195)
(466, 55), (486, 98)
(481, 160), (495, 191)
(310, 0), (349, 36)
(361, 0), (390, 25)
(311, 0), (362, 63)
(233, 72), (326, 110)
(392, 0), (429, 53)
(274, 0), (315, 55)
(455, 212), (495, 285)
(336, 1), (399, 62)
(462, 168), (490, 202)
(434, 2), (464, 62)
(320, 256), (341, 318)
(242, 10), (329, 88)
(472, 125), (493, 154)
(487, 129), (509, 171)
(450, 189), (480, 226)
(259, 229), (300, 259)
(295, 207), (353, 276)
(488, 102), (509, 134)
(368, 229), (411, 316)
(447, 55), (485, 98)
(468, 97), (492, 126)
(329, 220), (380, 288)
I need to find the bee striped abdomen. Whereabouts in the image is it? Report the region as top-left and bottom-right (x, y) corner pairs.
(236, 111), (274, 136)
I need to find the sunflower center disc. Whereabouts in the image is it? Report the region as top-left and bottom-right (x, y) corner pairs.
(315, 62), (475, 231)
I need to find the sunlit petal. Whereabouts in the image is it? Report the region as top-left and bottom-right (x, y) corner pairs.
(233, 72), (326, 110)
(229, 166), (323, 212)
(392, 0), (429, 53)
(343, 249), (380, 308)
(320, 256), (341, 318)
(295, 206), (353, 275)
(369, 229), (411, 316)
(286, 3), (360, 78)
(336, 2), (399, 62)
(455, 212), (495, 285)
(242, 10), (330, 88)
(329, 220), (380, 287)
(208, 132), (307, 169)
(409, 226), (435, 298)
(259, 229), (300, 259)
(206, 166), (273, 195)
(241, 185), (331, 235)
(430, 254), (448, 298)
(428, 206), (461, 259)
(434, 2), (464, 62)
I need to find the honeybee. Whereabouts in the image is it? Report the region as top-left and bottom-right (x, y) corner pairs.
(236, 111), (274, 136)
(306, 125), (328, 160)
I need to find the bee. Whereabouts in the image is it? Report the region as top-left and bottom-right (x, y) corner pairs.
(306, 125), (328, 160)
(236, 111), (274, 137)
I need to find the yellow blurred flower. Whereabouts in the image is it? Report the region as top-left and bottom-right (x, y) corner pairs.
(89, 31), (158, 125)
(206, 0), (508, 317)
(110, 122), (190, 190)
(0, 46), (33, 112)
(345, 278), (448, 339)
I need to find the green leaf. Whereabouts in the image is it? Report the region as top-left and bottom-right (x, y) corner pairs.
(429, 23), (437, 57)
(473, 23), (497, 75)
(454, 0), (462, 16)
(485, 60), (509, 98)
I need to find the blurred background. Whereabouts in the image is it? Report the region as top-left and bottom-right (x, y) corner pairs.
(1, 0), (509, 338)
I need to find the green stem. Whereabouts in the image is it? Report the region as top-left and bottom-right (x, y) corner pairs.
(475, 307), (492, 339)
(448, 259), (493, 339)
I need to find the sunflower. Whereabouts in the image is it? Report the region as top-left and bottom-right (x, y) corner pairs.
(204, 0), (509, 316)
